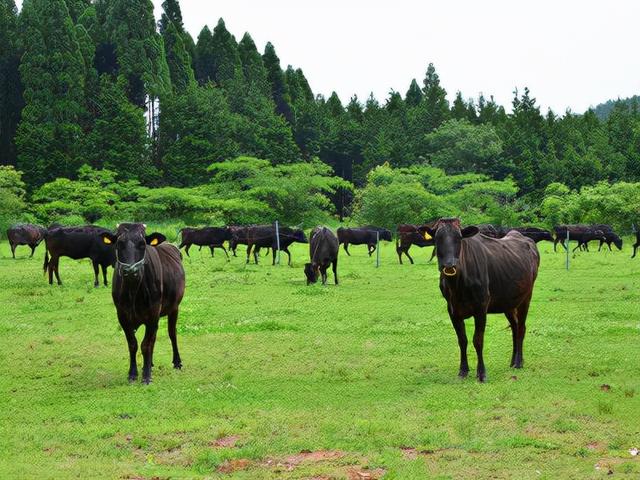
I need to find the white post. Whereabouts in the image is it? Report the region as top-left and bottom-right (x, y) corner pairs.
(275, 220), (281, 265)
(565, 228), (570, 271)
(376, 231), (380, 268)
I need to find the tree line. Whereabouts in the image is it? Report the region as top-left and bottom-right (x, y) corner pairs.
(1, 0), (640, 223)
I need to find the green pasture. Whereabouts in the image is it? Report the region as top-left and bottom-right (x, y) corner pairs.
(0, 234), (638, 479)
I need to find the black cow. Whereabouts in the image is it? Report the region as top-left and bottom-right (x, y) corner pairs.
(337, 226), (392, 256)
(43, 225), (116, 286)
(475, 224), (505, 239)
(422, 218), (540, 382)
(304, 226), (339, 285)
(396, 223), (436, 264)
(7, 224), (47, 258)
(101, 223), (185, 384)
(553, 225), (606, 252)
(246, 225), (307, 265)
(508, 227), (554, 244)
(178, 227), (231, 258)
(590, 224), (623, 251)
(229, 226), (269, 258)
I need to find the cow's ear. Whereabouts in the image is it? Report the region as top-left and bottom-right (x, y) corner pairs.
(461, 226), (479, 238)
(146, 233), (166, 246)
(420, 226), (436, 240)
(101, 232), (117, 245)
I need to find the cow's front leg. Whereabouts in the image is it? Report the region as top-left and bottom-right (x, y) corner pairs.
(141, 321), (159, 384)
(120, 320), (138, 382)
(473, 313), (487, 382)
(450, 314), (469, 378)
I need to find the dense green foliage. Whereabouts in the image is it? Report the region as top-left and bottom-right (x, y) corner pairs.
(1, 238), (639, 478)
(2, 0), (640, 229)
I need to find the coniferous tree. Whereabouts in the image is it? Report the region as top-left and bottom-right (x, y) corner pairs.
(238, 32), (270, 97)
(66, 0), (91, 23)
(103, 0), (171, 108)
(162, 20), (195, 92)
(0, 0), (22, 166)
(209, 18), (243, 88)
(16, 0), (86, 185)
(158, 0), (184, 34)
(263, 42), (293, 122)
(420, 63), (449, 131)
(451, 91), (468, 119)
(194, 26), (214, 84)
(405, 79), (422, 107)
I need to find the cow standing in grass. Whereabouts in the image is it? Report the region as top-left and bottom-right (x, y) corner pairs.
(337, 226), (392, 256)
(553, 225), (606, 252)
(101, 223), (185, 384)
(246, 225), (307, 265)
(591, 224), (623, 252)
(422, 218), (540, 382)
(44, 225), (115, 286)
(304, 227), (339, 285)
(396, 223), (436, 264)
(179, 227), (231, 258)
(7, 224), (47, 258)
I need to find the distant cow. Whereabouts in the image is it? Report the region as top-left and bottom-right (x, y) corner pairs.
(591, 224), (623, 251)
(43, 225), (116, 286)
(304, 227), (339, 285)
(396, 223), (436, 264)
(101, 223), (185, 384)
(337, 226), (392, 256)
(229, 226), (269, 258)
(509, 227), (554, 244)
(422, 218), (540, 382)
(178, 227), (231, 258)
(476, 224), (505, 239)
(7, 224), (47, 258)
(246, 225), (307, 265)
(553, 225), (606, 252)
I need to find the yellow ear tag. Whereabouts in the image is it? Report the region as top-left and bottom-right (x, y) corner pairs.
(150, 238), (159, 246)
(424, 232), (432, 240)
(103, 237), (112, 245)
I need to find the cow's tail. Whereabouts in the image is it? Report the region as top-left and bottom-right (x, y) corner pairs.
(43, 249), (49, 274)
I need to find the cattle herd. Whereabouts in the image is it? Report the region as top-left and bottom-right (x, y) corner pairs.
(4, 220), (639, 384)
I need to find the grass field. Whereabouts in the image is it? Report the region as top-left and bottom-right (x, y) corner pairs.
(0, 233), (639, 479)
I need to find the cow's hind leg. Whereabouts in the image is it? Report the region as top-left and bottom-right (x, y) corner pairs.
(343, 243), (350, 256)
(405, 248), (414, 264)
(633, 242), (639, 258)
(428, 247), (437, 262)
(220, 245), (230, 260)
(29, 244), (36, 258)
(168, 310), (182, 369)
(396, 245), (403, 264)
(450, 316), (469, 378)
(283, 247), (292, 266)
(473, 313), (488, 382)
(10, 242), (16, 259)
(53, 257), (62, 285)
(368, 243), (376, 257)
(332, 258), (338, 285)
(141, 321), (159, 384)
(101, 264), (109, 286)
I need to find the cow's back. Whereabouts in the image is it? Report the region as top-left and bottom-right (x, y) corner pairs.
(456, 232), (539, 313)
(310, 227), (338, 262)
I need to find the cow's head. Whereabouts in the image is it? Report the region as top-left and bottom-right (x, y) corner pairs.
(293, 229), (308, 243)
(612, 234), (623, 250)
(380, 229), (393, 242)
(304, 262), (318, 285)
(423, 218), (478, 277)
(541, 230), (554, 242)
(101, 223), (166, 278)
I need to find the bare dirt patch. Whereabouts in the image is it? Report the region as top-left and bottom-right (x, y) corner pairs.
(216, 458), (252, 474)
(211, 435), (240, 448)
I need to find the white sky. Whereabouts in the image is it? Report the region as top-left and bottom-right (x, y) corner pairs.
(157, 0), (638, 114)
(17, 0), (640, 113)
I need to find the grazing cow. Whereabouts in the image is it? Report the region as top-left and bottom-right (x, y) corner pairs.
(101, 223), (185, 384)
(396, 223), (436, 264)
(632, 225), (640, 258)
(304, 227), (339, 285)
(422, 218), (539, 382)
(246, 225), (307, 265)
(7, 224), (47, 258)
(178, 227), (231, 258)
(337, 226), (392, 256)
(43, 225), (115, 286)
(591, 224), (623, 251)
(553, 225), (606, 252)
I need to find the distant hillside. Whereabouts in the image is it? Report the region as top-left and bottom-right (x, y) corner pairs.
(592, 96), (640, 121)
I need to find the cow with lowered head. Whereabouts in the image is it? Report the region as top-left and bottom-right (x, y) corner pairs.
(396, 222), (437, 264)
(101, 223), (185, 384)
(304, 227), (339, 285)
(246, 225), (307, 265)
(7, 223), (47, 258)
(421, 218), (540, 382)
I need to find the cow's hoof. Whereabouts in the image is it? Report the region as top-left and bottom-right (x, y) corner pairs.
(477, 373), (487, 383)
(458, 369), (469, 378)
(173, 362), (182, 370)
(142, 377), (152, 385)
(128, 375), (138, 383)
